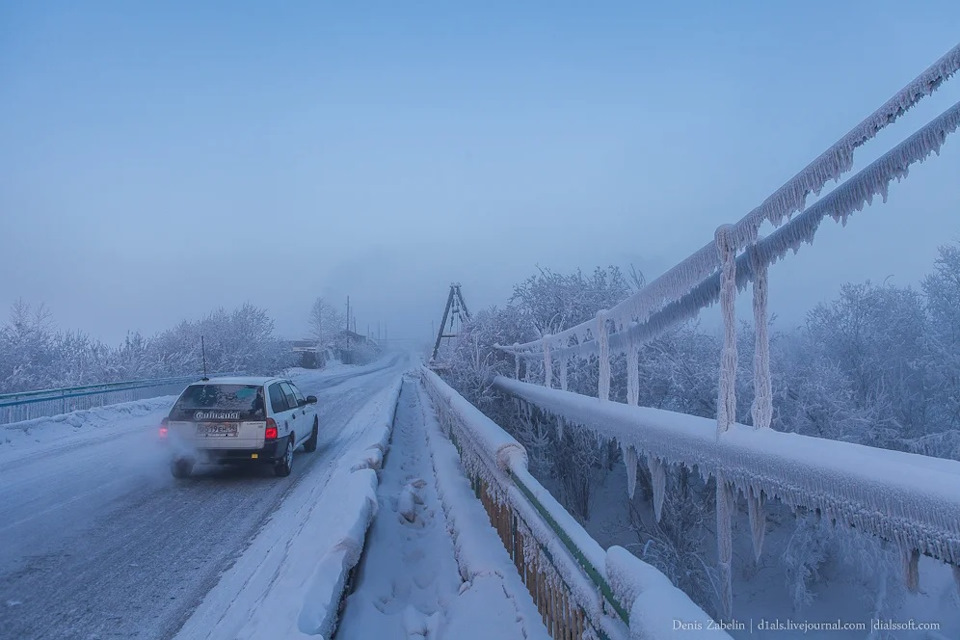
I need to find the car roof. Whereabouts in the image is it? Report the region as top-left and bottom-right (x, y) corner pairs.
(192, 376), (286, 387)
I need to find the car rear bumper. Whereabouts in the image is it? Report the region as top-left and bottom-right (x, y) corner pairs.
(176, 441), (284, 465)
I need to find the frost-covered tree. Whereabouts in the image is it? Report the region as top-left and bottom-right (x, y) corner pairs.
(308, 297), (345, 348)
(0, 300), (56, 391)
(804, 282), (928, 446)
(510, 266), (632, 337)
(922, 243), (960, 430)
(0, 301), (292, 393)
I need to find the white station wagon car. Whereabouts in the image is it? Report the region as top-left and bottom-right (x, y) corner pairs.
(160, 376), (319, 478)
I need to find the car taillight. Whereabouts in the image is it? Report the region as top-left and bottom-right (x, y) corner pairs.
(159, 417), (169, 439)
(265, 418), (278, 440)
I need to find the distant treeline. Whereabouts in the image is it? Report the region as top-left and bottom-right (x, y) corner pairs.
(0, 301), (294, 394)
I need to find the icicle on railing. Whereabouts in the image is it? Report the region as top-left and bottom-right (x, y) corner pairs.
(716, 473), (734, 619)
(498, 42), (960, 363)
(559, 355), (569, 392)
(901, 547), (920, 593)
(491, 373), (960, 603)
(648, 455), (666, 523)
(597, 311), (611, 402)
(730, 41), (960, 248)
(750, 246), (773, 431)
(513, 343), (520, 380)
(716, 225), (738, 435)
(747, 486), (765, 561)
(542, 335), (553, 389)
(623, 445), (638, 499)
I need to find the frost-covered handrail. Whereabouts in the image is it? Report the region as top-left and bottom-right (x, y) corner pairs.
(492, 376), (960, 569)
(500, 42), (960, 359)
(421, 367), (731, 638)
(520, 99), (960, 361)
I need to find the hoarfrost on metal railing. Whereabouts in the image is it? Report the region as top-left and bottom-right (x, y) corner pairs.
(420, 367), (731, 640)
(0, 372), (243, 426)
(493, 376), (960, 565)
(499, 42), (960, 363)
(485, 42), (960, 620)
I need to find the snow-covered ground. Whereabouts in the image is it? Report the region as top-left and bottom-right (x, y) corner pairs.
(0, 354), (411, 640)
(0, 395), (176, 466)
(336, 377), (549, 640)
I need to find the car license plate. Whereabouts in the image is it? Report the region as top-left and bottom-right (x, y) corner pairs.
(198, 423), (238, 437)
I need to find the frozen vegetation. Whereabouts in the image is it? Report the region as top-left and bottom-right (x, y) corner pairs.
(0, 300), (294, 394)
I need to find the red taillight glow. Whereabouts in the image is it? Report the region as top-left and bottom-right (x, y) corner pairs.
(159, 418), (169, 439)
(265, 418), (278, 440)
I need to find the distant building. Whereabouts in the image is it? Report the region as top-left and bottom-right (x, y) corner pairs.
(335, 330), (381, 365)
(291, 339), (324, 369)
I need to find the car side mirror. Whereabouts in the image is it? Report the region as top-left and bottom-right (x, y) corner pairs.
(306, 395), (318, 405)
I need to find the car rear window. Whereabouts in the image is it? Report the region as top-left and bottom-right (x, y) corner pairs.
(170, 384), (266, 421)
(268, 383), (288, 413)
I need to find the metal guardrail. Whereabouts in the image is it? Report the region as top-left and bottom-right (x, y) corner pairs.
(0, 372), (243, 426)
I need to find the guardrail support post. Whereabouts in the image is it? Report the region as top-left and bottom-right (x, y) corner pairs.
(627, 336), (639, 407)
(750, 247), (773, 430)
(715, 225), (738, 434)
(597, 311), (610, 401)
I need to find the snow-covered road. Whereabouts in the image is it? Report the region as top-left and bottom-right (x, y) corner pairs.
(0, 355), (409, 640)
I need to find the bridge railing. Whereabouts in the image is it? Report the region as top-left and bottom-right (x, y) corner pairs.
(500, 43), (960, 364)
(493, 374), (960, 567)
(0, 372), (243, 426)
(421, 367), (730, 640)
(490, 42), (960, 617)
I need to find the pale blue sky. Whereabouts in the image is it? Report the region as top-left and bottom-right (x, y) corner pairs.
(1, 2), (959, 344)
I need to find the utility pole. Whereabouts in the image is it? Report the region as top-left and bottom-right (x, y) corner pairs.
(346, 296), (350, 332)
(431, 283), (471, 362)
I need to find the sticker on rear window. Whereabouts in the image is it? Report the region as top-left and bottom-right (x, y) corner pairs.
(195, 410), (241, 421)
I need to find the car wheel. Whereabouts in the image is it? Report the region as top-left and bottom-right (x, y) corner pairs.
(304, 418), (319, 453)
(275, 436), (294, 477)
(171, 458), (193, 479)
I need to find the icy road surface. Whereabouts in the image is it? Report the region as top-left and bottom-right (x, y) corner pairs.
(0, 355), (408, 640)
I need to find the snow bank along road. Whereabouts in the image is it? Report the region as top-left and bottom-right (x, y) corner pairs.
(0, 354), (409, 640)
